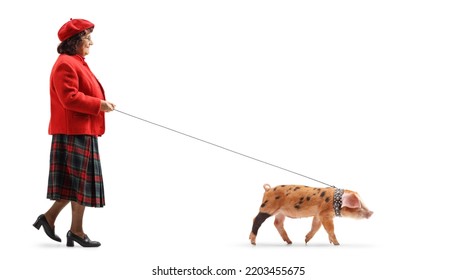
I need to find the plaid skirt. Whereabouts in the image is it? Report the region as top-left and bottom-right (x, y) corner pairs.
(47, 135), (105, 207)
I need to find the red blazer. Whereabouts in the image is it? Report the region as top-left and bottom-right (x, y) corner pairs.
(48, 54), (106, 136)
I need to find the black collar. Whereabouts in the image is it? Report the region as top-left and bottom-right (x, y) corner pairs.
(333, 188), (344, 217)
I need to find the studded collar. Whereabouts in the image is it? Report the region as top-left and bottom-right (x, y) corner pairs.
(333, 188), (344, 217)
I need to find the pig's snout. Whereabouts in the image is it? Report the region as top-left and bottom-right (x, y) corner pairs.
(344, 207), (373, 219)
(360, 209), (374, 219)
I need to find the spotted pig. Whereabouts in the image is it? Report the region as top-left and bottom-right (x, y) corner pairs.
(249, 184), (373, 245)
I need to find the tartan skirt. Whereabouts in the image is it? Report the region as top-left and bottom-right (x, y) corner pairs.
(47, 135), (105, 207)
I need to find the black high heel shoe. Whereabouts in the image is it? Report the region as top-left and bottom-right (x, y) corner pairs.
(33, 214), (61, 242)
(66, 231), (101, 247)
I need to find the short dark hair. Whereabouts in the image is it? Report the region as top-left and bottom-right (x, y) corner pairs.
(57, 28), (93, 55)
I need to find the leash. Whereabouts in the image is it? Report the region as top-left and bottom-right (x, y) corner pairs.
(114, 109), (335, 187)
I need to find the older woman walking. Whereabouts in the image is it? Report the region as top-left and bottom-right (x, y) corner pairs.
(33, 18), (115, 247)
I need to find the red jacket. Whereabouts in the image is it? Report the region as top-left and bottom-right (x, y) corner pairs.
(48, 54), (106, 136)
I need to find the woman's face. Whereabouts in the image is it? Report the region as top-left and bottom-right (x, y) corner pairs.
(77, 32), (93, 56)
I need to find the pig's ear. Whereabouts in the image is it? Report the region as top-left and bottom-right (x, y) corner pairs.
(341, 193), (361, 208)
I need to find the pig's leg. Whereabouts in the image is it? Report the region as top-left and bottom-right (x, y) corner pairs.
(320, 217), (340, 245)
(249, 212), (271, 245)
(305, 216), (322, 244)
(274, 213), (292, 244)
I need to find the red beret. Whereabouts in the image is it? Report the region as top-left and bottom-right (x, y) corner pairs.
(58, 18), (94, 42)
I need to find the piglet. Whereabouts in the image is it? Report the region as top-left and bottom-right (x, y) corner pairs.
(249, 184), (373, 245)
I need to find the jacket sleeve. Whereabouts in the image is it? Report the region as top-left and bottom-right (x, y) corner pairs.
(52, 62), (101, 116)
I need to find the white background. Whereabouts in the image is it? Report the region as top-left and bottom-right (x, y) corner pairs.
(1, 0), (455, 279)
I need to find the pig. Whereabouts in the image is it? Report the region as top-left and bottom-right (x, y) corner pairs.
(249, 184), (373, 245)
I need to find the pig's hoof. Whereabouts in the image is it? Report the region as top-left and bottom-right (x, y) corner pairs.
(249, 233), (257, 245)
(305, 235), (313, 243)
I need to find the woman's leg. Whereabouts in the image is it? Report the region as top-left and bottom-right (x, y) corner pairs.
(44, 199), (70, 229)
(66, 201), (101, 247)
(70, 201), (86, 238)
(34, 199), (69, 242)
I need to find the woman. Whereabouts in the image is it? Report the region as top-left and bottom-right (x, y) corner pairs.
(33, 18), (115, 247)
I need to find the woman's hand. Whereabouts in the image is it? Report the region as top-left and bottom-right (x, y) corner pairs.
(101, 100), (116, 112)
